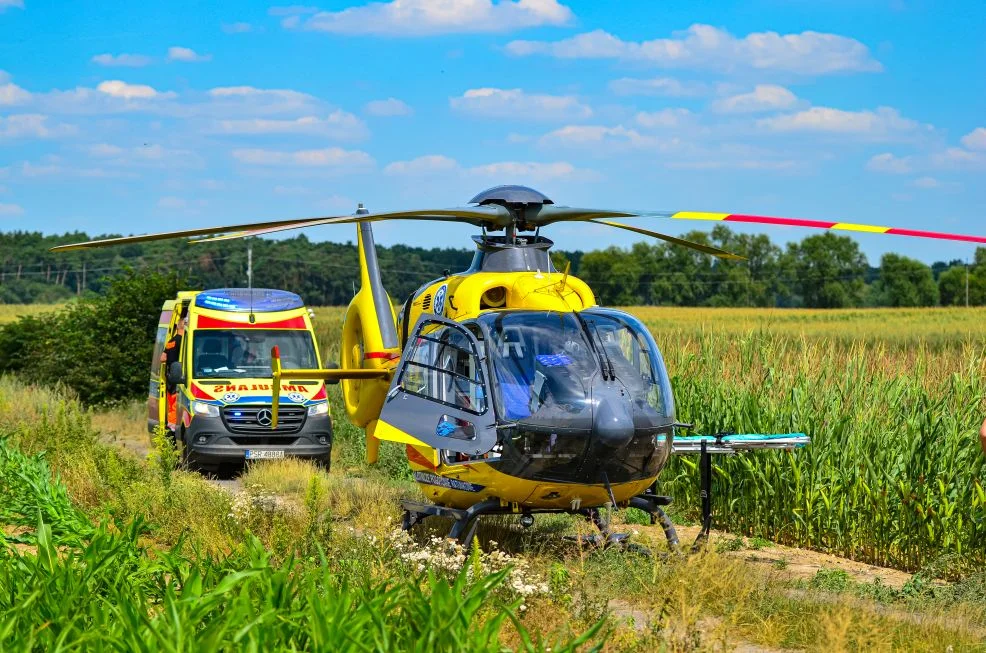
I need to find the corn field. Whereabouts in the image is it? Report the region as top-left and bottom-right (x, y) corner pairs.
(642, 312), (986, 572)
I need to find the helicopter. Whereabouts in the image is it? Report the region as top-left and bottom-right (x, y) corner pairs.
(54, 185), (986, 549)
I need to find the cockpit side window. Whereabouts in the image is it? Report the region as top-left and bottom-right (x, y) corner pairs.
(400, 323), (488, 414)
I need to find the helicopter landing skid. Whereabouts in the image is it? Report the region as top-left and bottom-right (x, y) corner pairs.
(400, 492), (681, 553)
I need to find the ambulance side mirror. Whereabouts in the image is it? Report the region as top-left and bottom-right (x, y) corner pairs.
(167, 361), (185, 387)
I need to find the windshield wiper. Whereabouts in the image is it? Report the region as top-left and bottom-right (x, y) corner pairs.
(576, 315), (614, 381)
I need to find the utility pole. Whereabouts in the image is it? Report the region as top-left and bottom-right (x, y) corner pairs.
(247, 245), (253, 289)
(966, 261), (970, 308)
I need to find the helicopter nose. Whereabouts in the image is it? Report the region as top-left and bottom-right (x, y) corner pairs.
(592, 389), (635, 448)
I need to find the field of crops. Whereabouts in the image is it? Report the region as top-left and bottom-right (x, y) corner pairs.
(0, 303), (65, 325)
(310, 306), (986, 572)
(3, 305), (986, 649)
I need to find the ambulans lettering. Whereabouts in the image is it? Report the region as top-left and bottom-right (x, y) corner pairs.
(223, 384), (298, 392)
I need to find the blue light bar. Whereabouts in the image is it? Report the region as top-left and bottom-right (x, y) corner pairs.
(195, 288), (305, 313)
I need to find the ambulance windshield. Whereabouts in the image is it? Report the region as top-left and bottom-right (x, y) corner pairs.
(192, 330), (317, 378)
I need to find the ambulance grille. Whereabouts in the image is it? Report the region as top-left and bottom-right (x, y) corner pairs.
(221, 405), (307, 434)
(421, 294), (432, 311)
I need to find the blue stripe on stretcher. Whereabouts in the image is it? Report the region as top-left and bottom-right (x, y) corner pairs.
(678, 433), (808, 444)
(536, 354), (572, 366)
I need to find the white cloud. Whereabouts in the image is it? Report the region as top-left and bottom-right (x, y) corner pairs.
(283, 0), (573, 36)
(273, 184), (316, 195)
(635, 108), (692, 128)
(87, 143), (124, 157)
(217, 111), (368, 139)
(168, 46), (212, 62)
(91, 53), (154, 67)
(866, 153), (912, 174)
(0, 114), (76, 139)
(383, 155), (458, 176)
(467, 160), (586, 181)
(758, 106), (922, 139)
(232, 147), (374, 167)
(912, 177), (940, 189)
(711, 85), (799, 114)
(539, 124), (662, 151)
(931, 147), (984, 169)
(97, 80), (171, 100)
(0, 0), (24, 11)
(158, 196), (188, 210)
(85, 143), (201, 168)
(365, 97), (412, 116)
(450, 87), (591, 121)
(0, 73), (31, 105)
(507, 24), (882, 75)
(222, 22), (254, 33)
(384, 154), (593, 181)
(269, 5), (319, 16)
(609, 76), (709, 97)
(665, 159), (796, 171)
(960, 127), (986, 151)
(206, 86), (316, 114)
(0, 203), (23, 216)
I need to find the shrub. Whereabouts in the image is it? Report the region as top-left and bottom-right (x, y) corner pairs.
(0, 269), (183, 406)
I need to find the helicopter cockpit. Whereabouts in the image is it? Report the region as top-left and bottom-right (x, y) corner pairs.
(381, 308), (676, 485)
(477, 309), (675, 483)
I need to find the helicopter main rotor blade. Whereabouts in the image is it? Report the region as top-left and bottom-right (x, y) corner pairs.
(49, 205), (512, 251)
(527, 205), (639, 225)
(190, 211), (482, 244)
(648, 211), (986, 245)
(592, 220), (747, 261)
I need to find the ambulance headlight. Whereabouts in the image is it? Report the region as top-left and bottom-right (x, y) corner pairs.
(192, 401), (220, 417)
(308, 402), (329, 417)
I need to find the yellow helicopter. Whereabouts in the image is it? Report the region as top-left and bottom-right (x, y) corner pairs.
(54, 185), (986, 548)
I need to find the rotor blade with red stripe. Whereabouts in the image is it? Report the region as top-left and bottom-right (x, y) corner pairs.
(661, 211), (986, 245)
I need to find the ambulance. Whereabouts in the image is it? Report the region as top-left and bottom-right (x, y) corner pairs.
(149, 288), (333, 469)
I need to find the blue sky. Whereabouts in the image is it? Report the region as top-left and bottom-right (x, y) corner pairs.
(1, 0), (984, 264)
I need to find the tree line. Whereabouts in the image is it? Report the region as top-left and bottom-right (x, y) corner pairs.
(0, 227), (980, 308)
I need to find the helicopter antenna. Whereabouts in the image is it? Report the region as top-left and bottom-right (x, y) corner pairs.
(556, 260), (571, 294)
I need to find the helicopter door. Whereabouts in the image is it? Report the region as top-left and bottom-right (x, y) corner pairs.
(379, 315), (498, 456)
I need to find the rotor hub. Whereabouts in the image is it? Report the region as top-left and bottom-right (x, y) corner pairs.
(468, 185), (553, 208)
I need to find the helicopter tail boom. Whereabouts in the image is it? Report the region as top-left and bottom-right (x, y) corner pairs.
(340, 222), (401, 461)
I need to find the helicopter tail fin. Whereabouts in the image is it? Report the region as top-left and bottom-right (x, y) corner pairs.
(341, 222), (401, 460)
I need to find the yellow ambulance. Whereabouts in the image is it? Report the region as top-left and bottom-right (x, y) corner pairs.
(149, 288), (332, 470)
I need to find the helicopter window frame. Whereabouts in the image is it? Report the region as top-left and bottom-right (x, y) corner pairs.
(397, 319), (490, 416)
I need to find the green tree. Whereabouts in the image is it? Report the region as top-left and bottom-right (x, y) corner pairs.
(0, 269), (184, 405)
(783, 233), (868, 308)
(872, 253), (939, 307)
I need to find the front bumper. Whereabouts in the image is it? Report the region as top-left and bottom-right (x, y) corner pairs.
(183, 411), (332, 463)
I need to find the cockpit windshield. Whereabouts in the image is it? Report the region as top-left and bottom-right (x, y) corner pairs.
(476, 310), (674, 427)
(480, 312), (598, 424)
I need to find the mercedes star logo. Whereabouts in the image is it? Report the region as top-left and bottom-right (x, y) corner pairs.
(257, 409), (273, 427)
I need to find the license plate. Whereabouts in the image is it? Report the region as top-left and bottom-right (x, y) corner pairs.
(245, 450), (285, 460)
